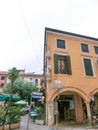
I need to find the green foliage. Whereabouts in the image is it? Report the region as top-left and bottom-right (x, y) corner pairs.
(8, 67), (19, 82)
(0, 108), (6, 126)
(7, 67), (19, 103)
(4, 78), (38, 101)
(35, 106), (45, 120)
(0, 106), (21, 126)
(6, 106), (21, 124)
(4, 82), (11, 93)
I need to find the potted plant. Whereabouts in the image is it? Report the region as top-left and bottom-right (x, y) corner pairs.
(34, 105), (45, 125)
(0, 106), (21, 130)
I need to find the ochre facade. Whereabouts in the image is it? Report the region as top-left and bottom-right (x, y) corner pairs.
(44, 28), (98, 126)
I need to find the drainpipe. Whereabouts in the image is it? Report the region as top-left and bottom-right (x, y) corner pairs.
(44, 28), (48, 125)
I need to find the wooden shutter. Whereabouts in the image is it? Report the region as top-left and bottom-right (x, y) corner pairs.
(65, 55), (72, 75)
(54, 54), (58, 74)
(84, 59), (93, 76)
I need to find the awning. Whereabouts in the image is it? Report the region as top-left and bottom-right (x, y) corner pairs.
(32, 95), (42, 99)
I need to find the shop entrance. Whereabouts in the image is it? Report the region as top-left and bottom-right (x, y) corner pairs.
(58, 95), (75, 122)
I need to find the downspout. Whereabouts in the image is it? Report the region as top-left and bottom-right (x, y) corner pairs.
(43, 27), (48, 124)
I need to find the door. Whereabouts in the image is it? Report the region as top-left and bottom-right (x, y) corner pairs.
(58, 95), (75, 122)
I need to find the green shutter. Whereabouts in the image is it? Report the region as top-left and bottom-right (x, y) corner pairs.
(54, 54), (58, 74)
(84, 59), (93, 76)
(65, 55), (72, 75)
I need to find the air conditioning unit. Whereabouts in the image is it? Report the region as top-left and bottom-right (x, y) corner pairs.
(46, 51), (51, 58)
(96, 59), (98, 65)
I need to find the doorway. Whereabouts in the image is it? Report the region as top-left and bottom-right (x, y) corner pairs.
(58, 95), (75, 122)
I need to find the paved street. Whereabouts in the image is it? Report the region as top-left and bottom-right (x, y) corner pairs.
(16, 114), (98, 130)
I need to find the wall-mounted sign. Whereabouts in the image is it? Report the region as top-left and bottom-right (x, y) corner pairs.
(51, 85), (65, 89)
(54, 80), (61, 85)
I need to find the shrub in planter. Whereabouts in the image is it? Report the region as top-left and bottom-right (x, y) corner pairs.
(0, 109), (6, 126)
(0, 106), (21, 130)
(6, 106), (21, 124)
(34, 105), (45, 125)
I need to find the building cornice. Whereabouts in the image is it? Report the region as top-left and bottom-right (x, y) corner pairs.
(45, 27), (98, 42)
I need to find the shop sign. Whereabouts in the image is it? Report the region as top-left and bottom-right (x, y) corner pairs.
(32, 92), (43, 99)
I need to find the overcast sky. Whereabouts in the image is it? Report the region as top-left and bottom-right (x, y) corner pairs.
(0, 0), (98, 74)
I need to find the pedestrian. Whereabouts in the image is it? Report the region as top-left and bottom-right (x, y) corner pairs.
(30, 102), (35, 111)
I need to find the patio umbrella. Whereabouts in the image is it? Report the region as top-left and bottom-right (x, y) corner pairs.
(0, 93), (20, 101)
(11, 95), (20, 101)
(15, 100), (28, 105)
(0, 93), (9, 101)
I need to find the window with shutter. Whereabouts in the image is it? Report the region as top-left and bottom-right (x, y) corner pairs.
(58, 56), (67, 74)
(54, 54), (58, 74)
(54, 54), (72, 75)
(83, 58), (94, 76)
(65, 55), (72, 75)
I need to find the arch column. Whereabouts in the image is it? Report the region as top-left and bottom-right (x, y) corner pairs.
(74, 94), (84, 123)
(86, 101), (92, 128)
(46, 101), (54, 126)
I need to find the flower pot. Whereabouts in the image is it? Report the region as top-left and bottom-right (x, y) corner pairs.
(10, 123), (20, 129)
(35, 119), (44, 125)
(0, 124), (9, 130)
(0, 123), (20, 130)
(0, 126), (3, 130)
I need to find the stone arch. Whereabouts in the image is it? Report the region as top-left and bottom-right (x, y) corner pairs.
(90, 88), (98, 96)
(49, 86), (89, 102)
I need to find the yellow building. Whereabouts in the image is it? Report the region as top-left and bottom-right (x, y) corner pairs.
(44, 27), (98, 126)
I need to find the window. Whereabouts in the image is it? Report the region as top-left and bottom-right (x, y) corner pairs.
(81, 43), (89, 53)
(94, 46), (98, 54)
(54, 54), (72, 74)
(83, 58), (94, 76)
(30, 77), (32, 80)
(58, 56), (67, 74)
(57, 39), (65, 49)
(35, 79), (38, 84)
(0, 84), (4, 88)
(1, 76), (5, 80)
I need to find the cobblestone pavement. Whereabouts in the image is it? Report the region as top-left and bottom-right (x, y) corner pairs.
(16, 114), (98, 130)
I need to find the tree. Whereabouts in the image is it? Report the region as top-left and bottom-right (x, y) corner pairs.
(4, 78), (38, 102)
(1, 67), (19, 130)
(7, 67), (19, 101)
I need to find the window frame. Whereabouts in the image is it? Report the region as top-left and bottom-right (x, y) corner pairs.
(30, 77), (32, 80)
(81, 43), (89, 53)
(54, 53), (72, 75)
(94, 46), (98, 54)
(58, 55), (67, 74)
(82, 57), (95, 77)
(56, 39), (66, 49)
(1, 76), (5, 80)
(1, 84), (4, 87)
(35, 79), (38, 84)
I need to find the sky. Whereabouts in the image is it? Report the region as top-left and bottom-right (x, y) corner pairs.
(0, 0), (98, 74)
